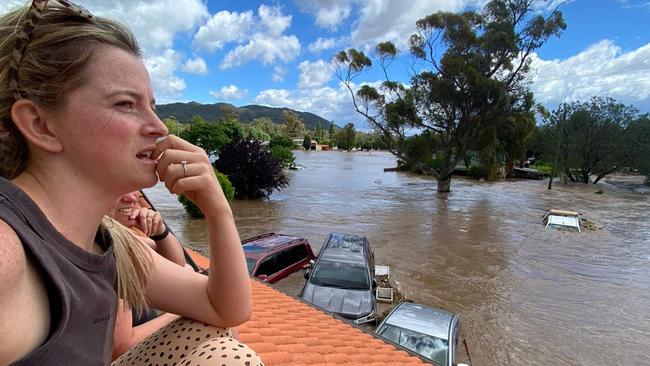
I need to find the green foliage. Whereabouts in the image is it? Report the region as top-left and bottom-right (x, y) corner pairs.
(271, 146), (295, 168)
(178, 170), (234, 218)
(335, 0), (566, 192)
(335, 123), (356, 150)
(162, 117), (185, 136)
(219, 119), (245, 141)
(282, 110), (306, 139)
(314, 122), (324, 142)
(542, 97), (639, 183)
(302, 135), (311, 150)
(180, 118), (230, 156)
(214, 140), (289, 198)
(269, 135), (294, 149)
(624, 116), (650, 178)
(329, 121), (336, 139)
(245, 126), (271, 142)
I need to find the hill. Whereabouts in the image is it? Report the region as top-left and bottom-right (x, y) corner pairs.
(156, 102), (337, 130)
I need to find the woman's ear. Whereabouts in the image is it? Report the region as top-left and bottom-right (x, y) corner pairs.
(10, 100), (63, 153)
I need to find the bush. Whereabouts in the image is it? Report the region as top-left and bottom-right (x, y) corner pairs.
(215, 140), (289, 198)
(269, 135), (294, 149)
(271, 146), (295, 168)
(178, 169), (234, 218)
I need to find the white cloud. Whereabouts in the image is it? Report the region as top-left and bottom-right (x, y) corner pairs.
(298, 60), (335, 89)
(181, 57), (208, 75)
(272, 66), (287, 82)
(144, 49), (186, 102)
(350, 0), (470, 50)
(294, 0), (351, 30)
(192, 10), (253, 52)
(0, 1), (25, 14)
(530, 40), (650, 109)
(82, 0), (209, 52)
(209, 85), (248, 100)
(254, 81), (383, 129)
(308, 37), (344, 54)
(219, 5), (302, 69)
(258, 5), (292, 36)
(221, 34), (301, 70)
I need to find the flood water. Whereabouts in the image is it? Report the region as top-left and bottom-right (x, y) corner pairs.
(144, 150), (650, 366)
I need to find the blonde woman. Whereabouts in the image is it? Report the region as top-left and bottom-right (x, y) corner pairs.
(0, 1), (262, 365)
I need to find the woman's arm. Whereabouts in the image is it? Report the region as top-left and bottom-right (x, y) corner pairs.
(129, 207), (186, 267)
(144, 135), (251, 327)
(112, 299), (179, 361)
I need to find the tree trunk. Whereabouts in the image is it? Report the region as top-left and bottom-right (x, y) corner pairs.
(437, 176), (452, 192)
(505, 160), (514, 178)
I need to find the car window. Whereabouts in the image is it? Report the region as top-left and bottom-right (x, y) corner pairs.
(246, 257), (257, 275)
(377, 324), (448, 366)
(255, 255), (283, 276)
(310, 259), (370, 289)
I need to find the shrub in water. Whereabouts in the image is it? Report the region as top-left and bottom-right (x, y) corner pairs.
(178, 169), (234, 218)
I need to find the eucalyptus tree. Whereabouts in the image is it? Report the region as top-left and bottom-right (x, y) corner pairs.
(335, 0), (565, 192)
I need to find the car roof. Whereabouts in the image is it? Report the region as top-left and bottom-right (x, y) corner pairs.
(319, 233), (368, 264)
(383, 302), (454, 340)
(243, 233), (304, 259)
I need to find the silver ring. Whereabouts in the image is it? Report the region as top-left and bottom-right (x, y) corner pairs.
(181, 160), (188, 177)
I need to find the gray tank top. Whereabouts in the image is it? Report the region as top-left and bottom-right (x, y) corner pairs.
(0, 177), (117, 365)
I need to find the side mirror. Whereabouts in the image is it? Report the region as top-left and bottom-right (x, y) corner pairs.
(257, 274), (269, 282)
(303, 269), (310, 280)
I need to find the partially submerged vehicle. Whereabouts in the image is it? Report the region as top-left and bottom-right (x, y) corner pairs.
(543, 209), (581, 232)
(300, 232), (376, 324)
(376, 302), (465, 366)
(242, 232), (316, 283)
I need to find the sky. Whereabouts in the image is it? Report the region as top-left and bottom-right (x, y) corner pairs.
(2, 0), (650, 129)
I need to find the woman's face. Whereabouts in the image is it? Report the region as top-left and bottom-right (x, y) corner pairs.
(47, 45), (168, 195)
(108, 191), (140, 227)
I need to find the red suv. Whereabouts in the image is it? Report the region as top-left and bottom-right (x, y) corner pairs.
(243, 233), (316, 284)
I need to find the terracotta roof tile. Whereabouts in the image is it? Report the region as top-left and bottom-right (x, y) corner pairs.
(185, 248), (429, 365)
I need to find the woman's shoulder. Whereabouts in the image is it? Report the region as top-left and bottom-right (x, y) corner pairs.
(0, 219), (27, 287)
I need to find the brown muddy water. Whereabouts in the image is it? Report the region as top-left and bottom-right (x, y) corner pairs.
(144, 150), (650, 366)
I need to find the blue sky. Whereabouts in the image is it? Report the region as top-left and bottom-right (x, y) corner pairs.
(2, 0), (649, 129)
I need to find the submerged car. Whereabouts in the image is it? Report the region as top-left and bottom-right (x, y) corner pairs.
(376, 302), (462, 366)
(242, 233), (316, 283)
(543, 209), (581, 232)
(300, 232), (376, 324)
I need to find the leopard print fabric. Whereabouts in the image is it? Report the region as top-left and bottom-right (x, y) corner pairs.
(112, 318), (264, 366)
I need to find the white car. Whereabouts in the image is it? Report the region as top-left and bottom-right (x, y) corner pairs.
(376, 302), (466, 366)
(543, 209), (581, 232)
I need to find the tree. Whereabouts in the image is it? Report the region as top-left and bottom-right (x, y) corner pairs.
(245, 125), (271, 142)
(219, 104), (240, 122)
(303, 135), (311, 150)
(180, 116), (230, 156)
(335, 0), (565, 192)
(162, 117), (185, 136)
(315, 121), (324, 142)
(328, 121), (335, 139)
(214, 140), (289, 198)
(335, 123), (356, 150)
(269, 135), (295, 149)
(178, 170), (234, 218)
(271, 146), (295, 168)
(252, 117), (280, 137)
(625, 116), (650, 184)
(544, 97), (637, 183)
(218, 119), (245, 142)
(281, 110), (305, 139)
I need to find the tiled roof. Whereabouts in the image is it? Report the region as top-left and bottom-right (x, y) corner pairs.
(186, 248), (429, 366)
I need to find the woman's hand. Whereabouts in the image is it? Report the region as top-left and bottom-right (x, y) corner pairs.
(128, 207), (164, 237)
(152, 135), (228, 217)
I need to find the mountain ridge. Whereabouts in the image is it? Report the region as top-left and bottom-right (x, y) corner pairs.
(156, 102), (338, 130)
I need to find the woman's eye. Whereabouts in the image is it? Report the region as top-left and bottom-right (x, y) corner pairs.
(117, 101), (135, 109)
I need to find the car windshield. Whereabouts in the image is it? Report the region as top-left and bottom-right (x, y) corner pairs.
(377, 324), (449, 366)
(310, 259), (370, 290)
(246, 257), (257, 275)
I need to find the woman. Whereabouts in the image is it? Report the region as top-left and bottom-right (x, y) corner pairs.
(107, 192), (184, 360)
(0, 1), (261, 365)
